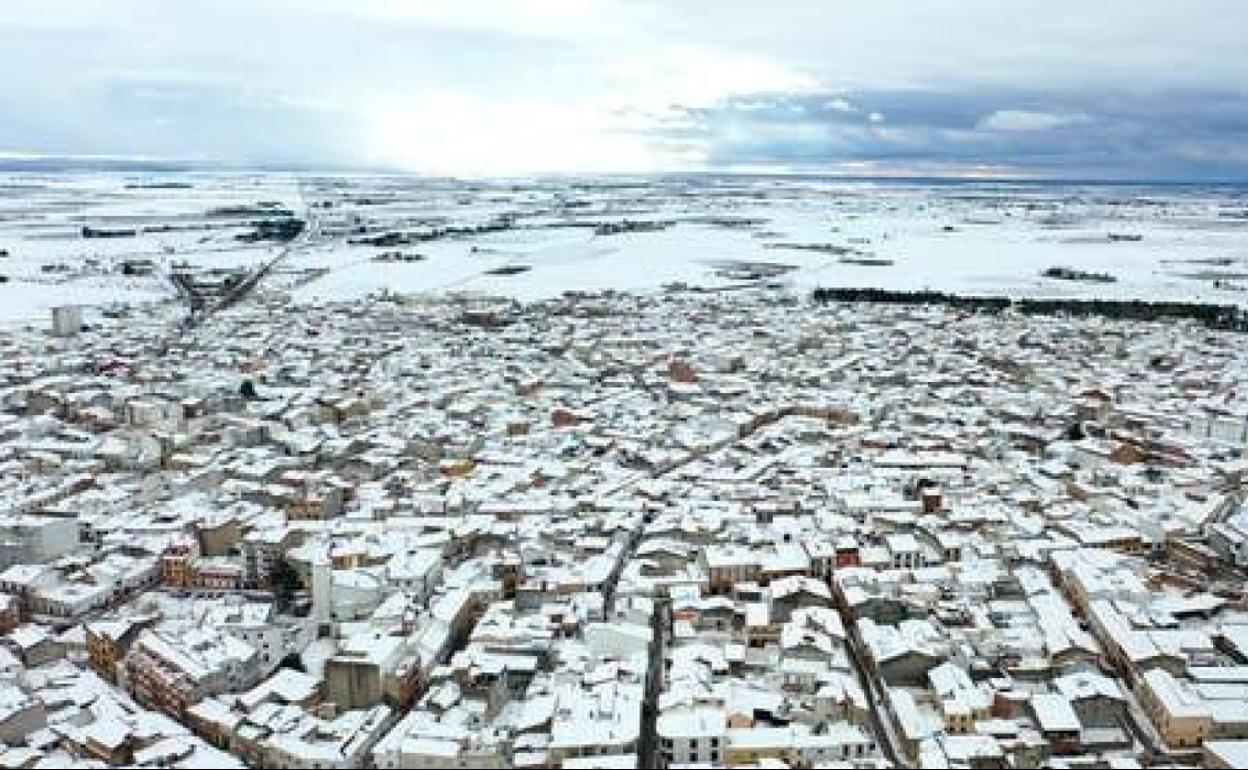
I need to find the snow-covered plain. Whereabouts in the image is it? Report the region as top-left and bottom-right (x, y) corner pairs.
(265, 176), (1248, 307)
(1, 173), (1245, 327)
(0, 173), (299, 326)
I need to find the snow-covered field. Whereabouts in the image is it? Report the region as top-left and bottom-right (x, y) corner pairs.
(1, 172), (1245, 327)
(0, 173), (299, 326)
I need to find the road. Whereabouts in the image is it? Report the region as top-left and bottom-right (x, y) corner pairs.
(1120, 682), (1168, 761)
(640, 596), (670, 769)
(209, 187), (321, 315)
(171, 179), (320, 325)
(846, 624), (907, 767)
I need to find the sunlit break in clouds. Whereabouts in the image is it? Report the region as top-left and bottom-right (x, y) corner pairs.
(2, 0), (1247, 179)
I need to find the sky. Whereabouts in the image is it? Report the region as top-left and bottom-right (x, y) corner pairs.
(2, 0), (1247, 179)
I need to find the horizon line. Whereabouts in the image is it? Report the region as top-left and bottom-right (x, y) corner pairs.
(0, 153), (1246, 187)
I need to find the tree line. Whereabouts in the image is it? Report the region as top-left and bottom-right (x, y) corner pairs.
(810, 287), (1248, 332)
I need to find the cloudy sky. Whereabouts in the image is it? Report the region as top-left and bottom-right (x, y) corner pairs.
(3, 0), (1247, 178)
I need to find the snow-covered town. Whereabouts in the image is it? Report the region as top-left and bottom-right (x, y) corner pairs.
(4, 0), (1248, 765)
(1, 267), (1247, 768)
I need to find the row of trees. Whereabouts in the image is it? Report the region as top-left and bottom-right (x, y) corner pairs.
(810, 287), (1248, 331)
(237, 217), (306, 243)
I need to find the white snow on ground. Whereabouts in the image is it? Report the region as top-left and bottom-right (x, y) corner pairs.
(283, 177), (1248, 306)
(291, 204), (1248, 306)
(0, 282), (162, 328)
(2, 173), (1246, 327)
(0, 173), (299, 326)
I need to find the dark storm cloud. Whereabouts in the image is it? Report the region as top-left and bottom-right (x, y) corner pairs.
(665, 90), (1248, 180)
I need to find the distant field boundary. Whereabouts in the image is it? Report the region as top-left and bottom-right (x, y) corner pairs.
(811, 287), (1248, 332)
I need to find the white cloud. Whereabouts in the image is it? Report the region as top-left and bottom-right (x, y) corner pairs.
(354, 39), (819, 173)
(313, 0), (658, 42)
(977, 109), (1088, 131)
(1, 0), (1246, 176)
(603, 44), (819, 114)
(361, 91), (703, 175)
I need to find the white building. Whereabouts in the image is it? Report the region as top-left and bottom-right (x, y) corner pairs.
(51, 305), (84, 337)
(656, 705), (726, 766)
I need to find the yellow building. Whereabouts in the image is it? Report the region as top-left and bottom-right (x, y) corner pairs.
(1137, 669), (1211, 749)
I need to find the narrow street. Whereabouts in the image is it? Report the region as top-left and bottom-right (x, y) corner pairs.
(1121, 684), (1168, 761)
(640, 596), (670, 769)
(846, 625), (906, 767)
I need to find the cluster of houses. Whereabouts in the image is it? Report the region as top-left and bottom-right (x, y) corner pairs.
(0, 285), (1245, 767)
